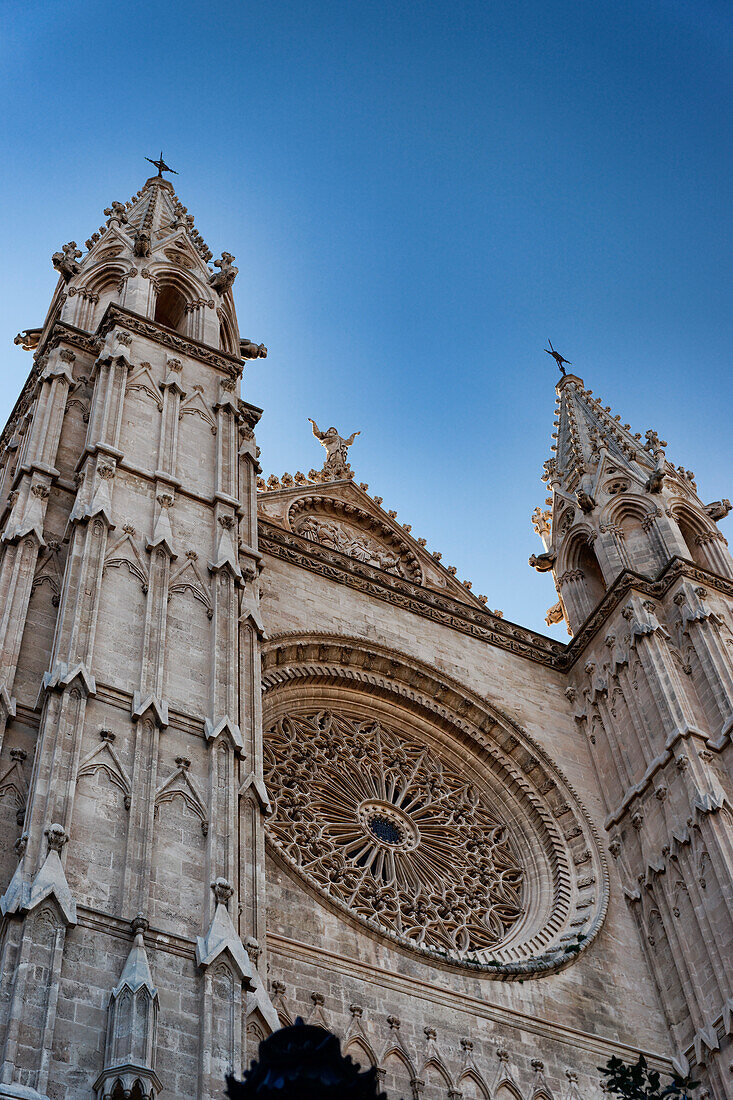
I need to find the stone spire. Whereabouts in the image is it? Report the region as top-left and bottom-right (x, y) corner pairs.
(532, 373), (732, 634)
(94, 917), (161, 1100)
(39, 168), (267, 362)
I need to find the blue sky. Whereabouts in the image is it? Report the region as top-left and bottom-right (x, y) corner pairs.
(1, 0), (731, 635)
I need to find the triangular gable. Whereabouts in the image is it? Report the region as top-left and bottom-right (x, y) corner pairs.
(157, 231), (213, 281)
(32, 542), (64, 601)
(269, 980), (294, 1026)
(77, 731), (132, 807)
(306, 991), (331, 1029)
(420, 1029), (453, 1089)
(179, 385), (217, 434)
(126, 362), (163, 409)
(492, 1049), (521, 1095)
(379, 1016), (417, 1078)
(257, 478), (488, 607)
(196, 900), (253, 984)
(155, 758), (208, 834)
(0, 749), (28, 816)
(104, 526), (149, 588)
(84, 226), (133, 265)
(169, 552), (213, 614)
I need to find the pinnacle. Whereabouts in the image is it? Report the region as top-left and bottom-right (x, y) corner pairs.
(81, 173), (214, 265)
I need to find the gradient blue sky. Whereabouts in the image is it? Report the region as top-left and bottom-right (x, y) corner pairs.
(1, 0), (731, 635)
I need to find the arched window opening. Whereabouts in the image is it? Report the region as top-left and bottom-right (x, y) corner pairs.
(676, 512), (706, 569)
(219, 308), (238, 355)
(578, 539), (606, 609)
(618, 507), (664, 575)
(91, 273), (123, 329)
(154, 283), (188, 334)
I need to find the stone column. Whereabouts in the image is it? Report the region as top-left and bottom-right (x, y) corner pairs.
(0, 824), (76, 1097)
(0, 348), (75, 753)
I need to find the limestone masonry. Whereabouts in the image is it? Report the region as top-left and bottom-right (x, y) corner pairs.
(0, 171), (731, 1099)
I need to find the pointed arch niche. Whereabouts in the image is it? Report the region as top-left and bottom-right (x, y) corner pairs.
(559, 530), (606, 630)
(672, 502), (733, 578)
(154, 282), (188, 334)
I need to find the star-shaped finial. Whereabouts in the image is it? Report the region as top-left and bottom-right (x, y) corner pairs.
(145, 152), (178, 178)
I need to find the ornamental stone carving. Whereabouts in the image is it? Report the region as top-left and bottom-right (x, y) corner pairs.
(261, 635), (610, 975)
(297, 516), (402, 575)
(52, 241), (82, 281)
(287, 496), (423, 583)
(264, 709), (524, 956)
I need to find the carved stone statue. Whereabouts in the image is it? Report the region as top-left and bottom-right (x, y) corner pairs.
(644, 428), (667, 494)
(575, 488), (595, 514)
(14, 329), (41, 351)
(297, 516), (401, 574)
(529, 550), (556, 573)
(52, 241), (82, 282)
(210, 252), (238, 293)
(545, 600), (565, 626)
(133, 228), (151, 257)
(239, 338), (268, 359)
(706, 499), (732, 521)
(308, 419), (360, 479)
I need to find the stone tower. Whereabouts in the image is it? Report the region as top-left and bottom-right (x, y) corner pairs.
(1, 174), (732, 1100)
(532, 372), (733, 1095)
(0, 170), (275, 1100)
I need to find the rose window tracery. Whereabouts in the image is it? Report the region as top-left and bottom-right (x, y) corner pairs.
(263, 710), (525, 956)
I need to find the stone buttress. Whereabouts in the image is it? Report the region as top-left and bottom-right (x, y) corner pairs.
(531, 372), (733, 1095)
(0, 172), (272, 1100)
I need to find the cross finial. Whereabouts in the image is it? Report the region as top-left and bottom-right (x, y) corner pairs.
(545, 339), (571, 376)
(145, 151), (177, 178)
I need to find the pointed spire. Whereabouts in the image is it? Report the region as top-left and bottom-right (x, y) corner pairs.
(114, 921), (156, 996)
(532, 366), (733, 634)
(25, 824), (76, 926)
(196, 879), (254, 984)
(76, 168), (214, 277)
(95, 916), (162, 1100)
(146, 493), (177, 558)
(549, 373), (649, 497)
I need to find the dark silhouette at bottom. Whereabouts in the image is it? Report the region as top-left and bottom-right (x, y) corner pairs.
(226, 1019), (387, 1100)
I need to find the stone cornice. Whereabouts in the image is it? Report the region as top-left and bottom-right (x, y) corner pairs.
(96, 304), (246, 376)
(260, 520), (733, 672)
(258, 519), (566, 667)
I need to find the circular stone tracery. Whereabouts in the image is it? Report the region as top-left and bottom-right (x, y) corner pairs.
(356, 799), (420, 852)
(263, 710), (525, 956)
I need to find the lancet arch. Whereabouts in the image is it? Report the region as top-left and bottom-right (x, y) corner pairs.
(669, 499), (728, 574)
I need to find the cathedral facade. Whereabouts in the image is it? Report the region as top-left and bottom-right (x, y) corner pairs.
(0, 170), (731, 1100)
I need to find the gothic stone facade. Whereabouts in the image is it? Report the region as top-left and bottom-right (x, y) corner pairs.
(0, 173), (731, 1100)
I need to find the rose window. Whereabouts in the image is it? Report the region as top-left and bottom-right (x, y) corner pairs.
(263, 710), (525, 958)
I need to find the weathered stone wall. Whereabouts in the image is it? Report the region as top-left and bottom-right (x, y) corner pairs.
(258, 552), (673, 1099)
